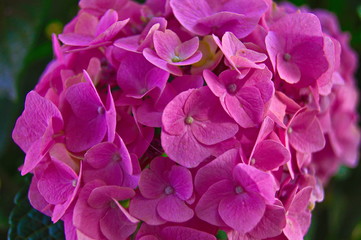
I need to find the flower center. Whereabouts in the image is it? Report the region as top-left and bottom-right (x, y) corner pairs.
(250, 158), (256, 165)
(235, 185), (244, 194)
(97, 106), (105, 115)
(288, 127), (293, 134)
(185, 116), (194, 125)
(227, 83), (237, 94)
(72, 179), (77, 187)
(164, 186), (174, 195)
(110, 201), (117, 208)
(112, 153), (121, 162)
(283, 53), (291, 62)
(171, 55), (182, 63)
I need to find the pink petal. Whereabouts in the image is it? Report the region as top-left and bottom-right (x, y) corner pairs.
(153, 30), (182, 60)
(248, 203), (286, 239)
(251, 139), (291, 171)
(139, 169), (167, 199)
(87, 185), (135, 209)
(91, 19), (129, 45)
(276, 53), (301, 84)
(95, 9), (118, 36)
(12, 91), (62, 153)
(233, 164), (277, 204)
(195, 148), (239, 195)
(73, 180), (107, 240)
(288, 111), (326, 153)
(203, 69), (226, 97)
(219, 191), (266, 233)
(162, 226), (217, 240)
(85, 142), (119, 169)
(176, 36), (200, 60)
(195, 179), (233, 227)
(99, 203), (138, 240)
(157, 195), (194, 222)
(143, 48), (183, 76)
(129, 195), (166, 225)
(161, 129), (211, 168)
(168, 165), (193, 200)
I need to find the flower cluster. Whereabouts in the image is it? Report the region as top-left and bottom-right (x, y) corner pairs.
(12, 0), (360, 239)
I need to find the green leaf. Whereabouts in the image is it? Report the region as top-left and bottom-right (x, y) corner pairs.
(216, 230), (228, 240)
(7, 183), (65, 240)
(357, 5), (361, 19)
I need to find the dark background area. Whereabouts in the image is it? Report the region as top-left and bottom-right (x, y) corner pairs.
(0, 0), (360, 239)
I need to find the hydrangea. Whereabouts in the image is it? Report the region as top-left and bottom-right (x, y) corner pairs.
(12, 0), (360, 239)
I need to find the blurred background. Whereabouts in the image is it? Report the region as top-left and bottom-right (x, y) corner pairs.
(0, 0), (360, 239)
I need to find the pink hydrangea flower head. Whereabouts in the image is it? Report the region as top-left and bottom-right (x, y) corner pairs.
(143, 29), (202, 76)
(116, 52), (170, 99)
(136, 224), (217, 240)
(64, 70), (116, 152)
(170, 0), (268, 38)
(213, 32), (268, 73)
(130, 156), (194, 224)
(161, 86), (239, 167)
(204, 68), (274, 128)
(195, 149), (278, 233)
(265, 12), (329, 87)
(73, 180), (138, 240)
(37, 158), (82, 222)
(59, 10), (129, 48)
(12, 91), (64, 175)
(114, 17), (168, 52)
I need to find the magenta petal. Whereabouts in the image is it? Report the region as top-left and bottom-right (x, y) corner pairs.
(129, 195), (166, 225)
(176, 37), (199, 60)
(168, 166), (193, 200)
(99, 203), (138, 240)
(87, 185), (135, 209)
(65, 113), (107, 152)
(288, 111), (326, 153)
(161, 130), (211, 168)
(203, 69), (226, 97)
(65, 80), (107, 152)
(37, 160), (77, 205)
(195, 179), (233, 227)
(219, 191), (266, 234)
(12, 91), (62, 153)
(162, 226), (217, 240)
(114, 35), (140, 52)
(276, 53), (301, 84)
(117, 52), (169, 99)
(153, 30), (181, 60)
(143, 48), (183, 76)
(95, 9), (118, 36)
(21, 133), (50, 175)
(157, 195), (194, 222)
(91, 19), (129, 45)
(169, 51), (202, 66)
(28, 175), (53, 216)
(195, 148), (239, 195)
(59, 33), (93, 46)
(248, 203), (286, 239)
(105, 86), (116, 142)
(251, 140), (291, 171)
(224, 89), (263, 128)
(139, 169), (167, 199)
(233, 164), (277, 204)
(162, 89), (191, 135)
(73, 180), (106, 240)
(187, 87), (239, 145)
(85, 142), (118, 169)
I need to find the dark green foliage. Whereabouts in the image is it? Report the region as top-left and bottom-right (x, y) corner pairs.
(8, 183), (65, 240)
